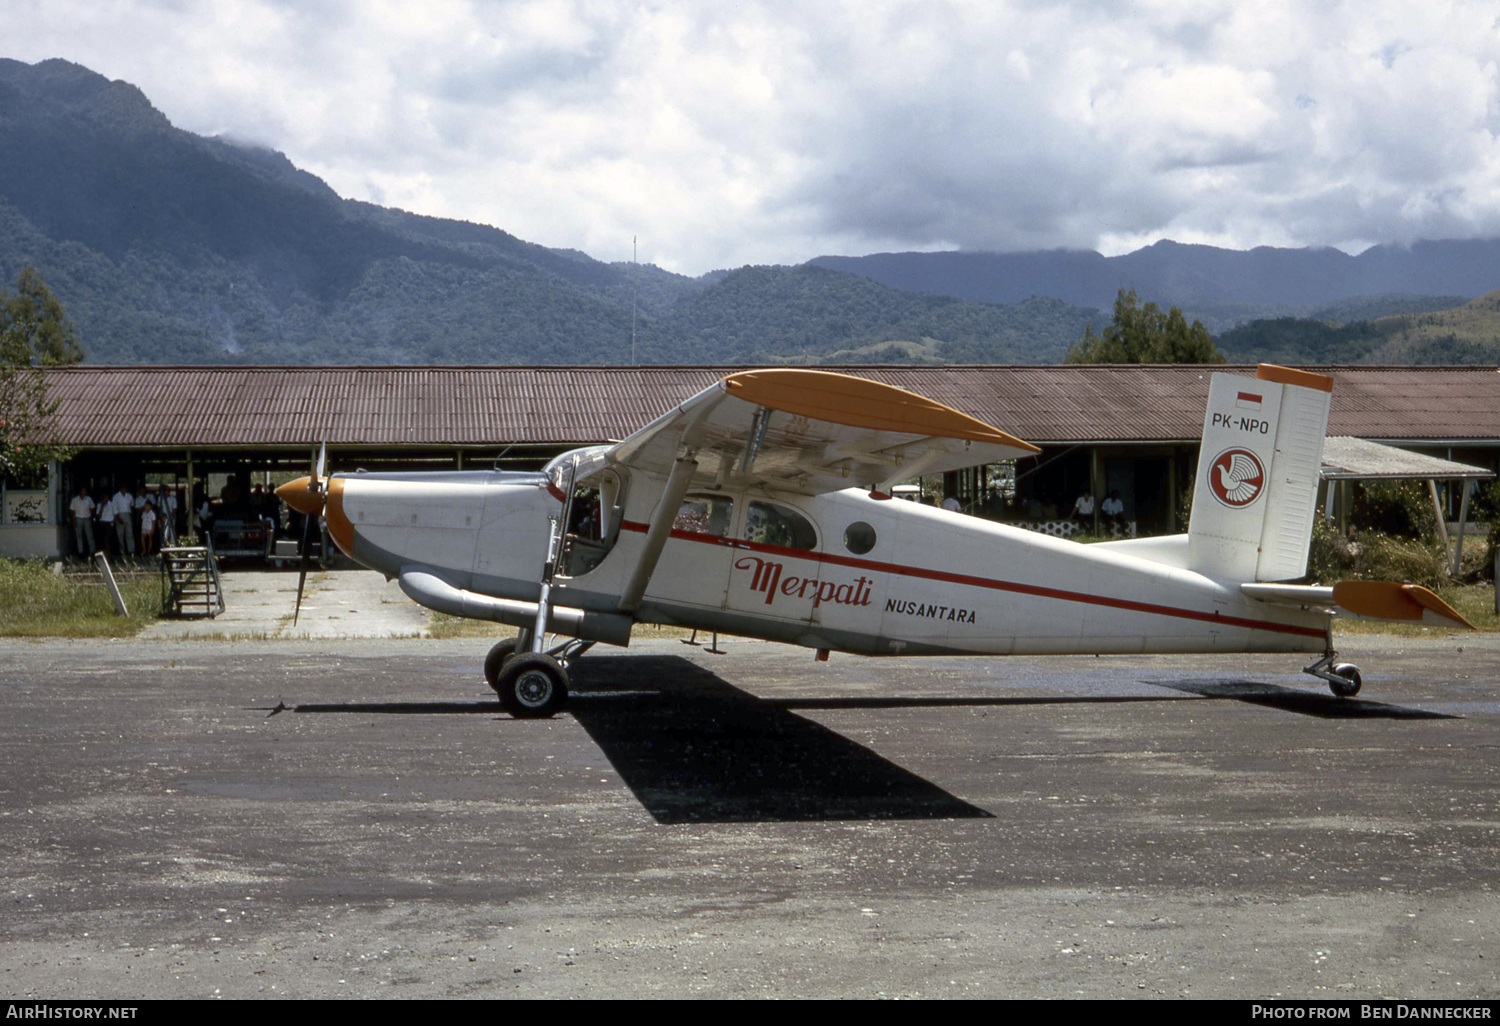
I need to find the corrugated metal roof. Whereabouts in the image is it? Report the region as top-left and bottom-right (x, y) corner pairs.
(41, 364), (1500, 449)
(1320, 437), (1496, 480)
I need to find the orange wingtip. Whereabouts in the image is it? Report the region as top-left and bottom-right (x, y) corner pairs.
(1257, 364), (1334, 393)
(721, 369), (1040, 451)
(1331, 580), (1474, 628)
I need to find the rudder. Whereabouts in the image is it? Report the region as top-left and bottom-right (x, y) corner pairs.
(1187, 365), (1333, 582)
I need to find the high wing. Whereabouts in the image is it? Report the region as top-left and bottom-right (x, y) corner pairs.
(606, 369), (1040, 495)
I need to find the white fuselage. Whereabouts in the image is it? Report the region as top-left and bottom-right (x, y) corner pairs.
(326, 467), (1328, 658)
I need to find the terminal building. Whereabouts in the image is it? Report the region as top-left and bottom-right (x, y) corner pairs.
(4, 363), (1499, 560)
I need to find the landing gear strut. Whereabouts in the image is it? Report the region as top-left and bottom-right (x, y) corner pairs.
(485, 631), (594, 716)
(1303, 625), (1362, 698)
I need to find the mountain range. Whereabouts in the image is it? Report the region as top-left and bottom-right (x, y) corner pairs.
(1, 57), (1497, 366)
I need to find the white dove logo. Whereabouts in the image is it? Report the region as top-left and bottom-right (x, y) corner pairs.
(1208, 448), (1265, 508)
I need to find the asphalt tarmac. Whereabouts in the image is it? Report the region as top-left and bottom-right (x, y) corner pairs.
(1, 633), (1498, 999)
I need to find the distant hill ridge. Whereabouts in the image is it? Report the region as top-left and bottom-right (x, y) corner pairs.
(0, 57), (1495, 367)
(811, 242), (1500, 314)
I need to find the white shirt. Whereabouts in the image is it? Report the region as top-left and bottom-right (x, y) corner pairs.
(1102, 497), (1124, 515)
(112, 493), (133, 517)
(1073, 495), (1095, 516)
(941, 497), (961, 512)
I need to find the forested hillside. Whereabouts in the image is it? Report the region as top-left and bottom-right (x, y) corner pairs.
(2, 58), (1495, 369)
(0, 58), (1098, 366)
(1217, 291), (1500, 365)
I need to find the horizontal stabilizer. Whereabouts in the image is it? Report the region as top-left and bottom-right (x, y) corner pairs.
(1241, 580), (1474, 630)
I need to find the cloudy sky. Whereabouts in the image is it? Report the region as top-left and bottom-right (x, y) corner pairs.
(7, 0), (1499, 274)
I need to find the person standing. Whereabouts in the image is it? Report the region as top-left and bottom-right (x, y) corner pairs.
(112, 484), (136, 557)
(159, 486), (178, 546)
(97, 488), (116, 556)
(69, 486), (96, 559)
(139, 500), (158, 557)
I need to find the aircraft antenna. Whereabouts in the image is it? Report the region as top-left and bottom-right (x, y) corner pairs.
(630, 235), (637, 366)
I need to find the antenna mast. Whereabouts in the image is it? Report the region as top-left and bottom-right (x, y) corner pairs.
(630, 235), (637, 366)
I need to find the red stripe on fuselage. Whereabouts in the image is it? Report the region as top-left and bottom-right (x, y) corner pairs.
(620, 519), (1324, 640)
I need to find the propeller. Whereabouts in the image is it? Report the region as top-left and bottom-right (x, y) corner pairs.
(276, 443), (327, 626)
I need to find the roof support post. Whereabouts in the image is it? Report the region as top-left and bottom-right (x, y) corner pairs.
(1451, 479), (1472, 577)
(1429, 479), (1451, 555)
(618, 453), (698, 614)
(1090, 446), (1102, 535)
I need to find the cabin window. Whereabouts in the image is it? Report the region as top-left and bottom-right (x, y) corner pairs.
(674, 494), (734, 537)
(744, 500), (818, 551)
(843, 521), (877, 555)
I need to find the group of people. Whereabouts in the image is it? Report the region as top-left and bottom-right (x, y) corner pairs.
(931, 487), (1128, 532)
(68, 483), (180, 561)
(1069, 489), (1126, 525)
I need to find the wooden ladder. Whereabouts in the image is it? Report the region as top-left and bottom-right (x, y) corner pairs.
(160, 546), (225, 618)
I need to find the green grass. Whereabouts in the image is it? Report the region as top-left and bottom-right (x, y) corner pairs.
(0, 559), (163, 637)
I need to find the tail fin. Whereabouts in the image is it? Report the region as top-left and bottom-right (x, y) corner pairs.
(1187, 364), (1333, 582)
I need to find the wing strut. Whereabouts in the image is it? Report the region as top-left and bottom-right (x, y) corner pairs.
(618, 454), (699, 613)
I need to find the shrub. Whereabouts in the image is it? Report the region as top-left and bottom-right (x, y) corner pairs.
(1351, 481), (1438, 539)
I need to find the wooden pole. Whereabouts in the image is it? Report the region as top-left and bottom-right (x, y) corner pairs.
(1090, 446), (1102, 534)
(185, 450), (196, 545)
(94, 552), (129, 618)
(1429, 479), (1451, 556)
(1452, 480), (1471, 577)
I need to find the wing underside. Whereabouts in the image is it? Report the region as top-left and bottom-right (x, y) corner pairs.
(605, 369), (1039, 495)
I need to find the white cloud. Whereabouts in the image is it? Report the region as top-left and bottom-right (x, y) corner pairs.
(3, 0), (1497, 273)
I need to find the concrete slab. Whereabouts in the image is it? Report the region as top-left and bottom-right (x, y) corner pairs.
(1, 633), (1498, 998)
(139, 568), (428, 640)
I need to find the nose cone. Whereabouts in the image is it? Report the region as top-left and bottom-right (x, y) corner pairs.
(277, 476), (325, 516)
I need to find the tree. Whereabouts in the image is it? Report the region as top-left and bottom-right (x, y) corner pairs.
(1065, 287), (1224, 364)
(0, 267), (83, 483)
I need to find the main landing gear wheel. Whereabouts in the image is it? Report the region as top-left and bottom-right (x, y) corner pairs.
(1329, 663), (1363, 698)
(496, 652), (570, 718)
(484, 638), (520, 690)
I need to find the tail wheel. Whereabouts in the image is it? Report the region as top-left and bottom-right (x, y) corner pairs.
(1329, 663), (1362, 698)
(484, 638), (520, 690)
(497, 653), (570, 718)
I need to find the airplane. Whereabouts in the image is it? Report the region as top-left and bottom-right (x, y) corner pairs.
(277, 364), (1473, 717)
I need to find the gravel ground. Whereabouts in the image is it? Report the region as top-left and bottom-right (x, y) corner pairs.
(1, 632), (1497, 999)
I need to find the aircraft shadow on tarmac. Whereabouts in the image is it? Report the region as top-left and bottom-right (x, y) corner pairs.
(566, 656), (992, 824)
(292, 655), (992, 823)
(1147, 679), (1458, 720)
(286, 659), (1452, 823)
